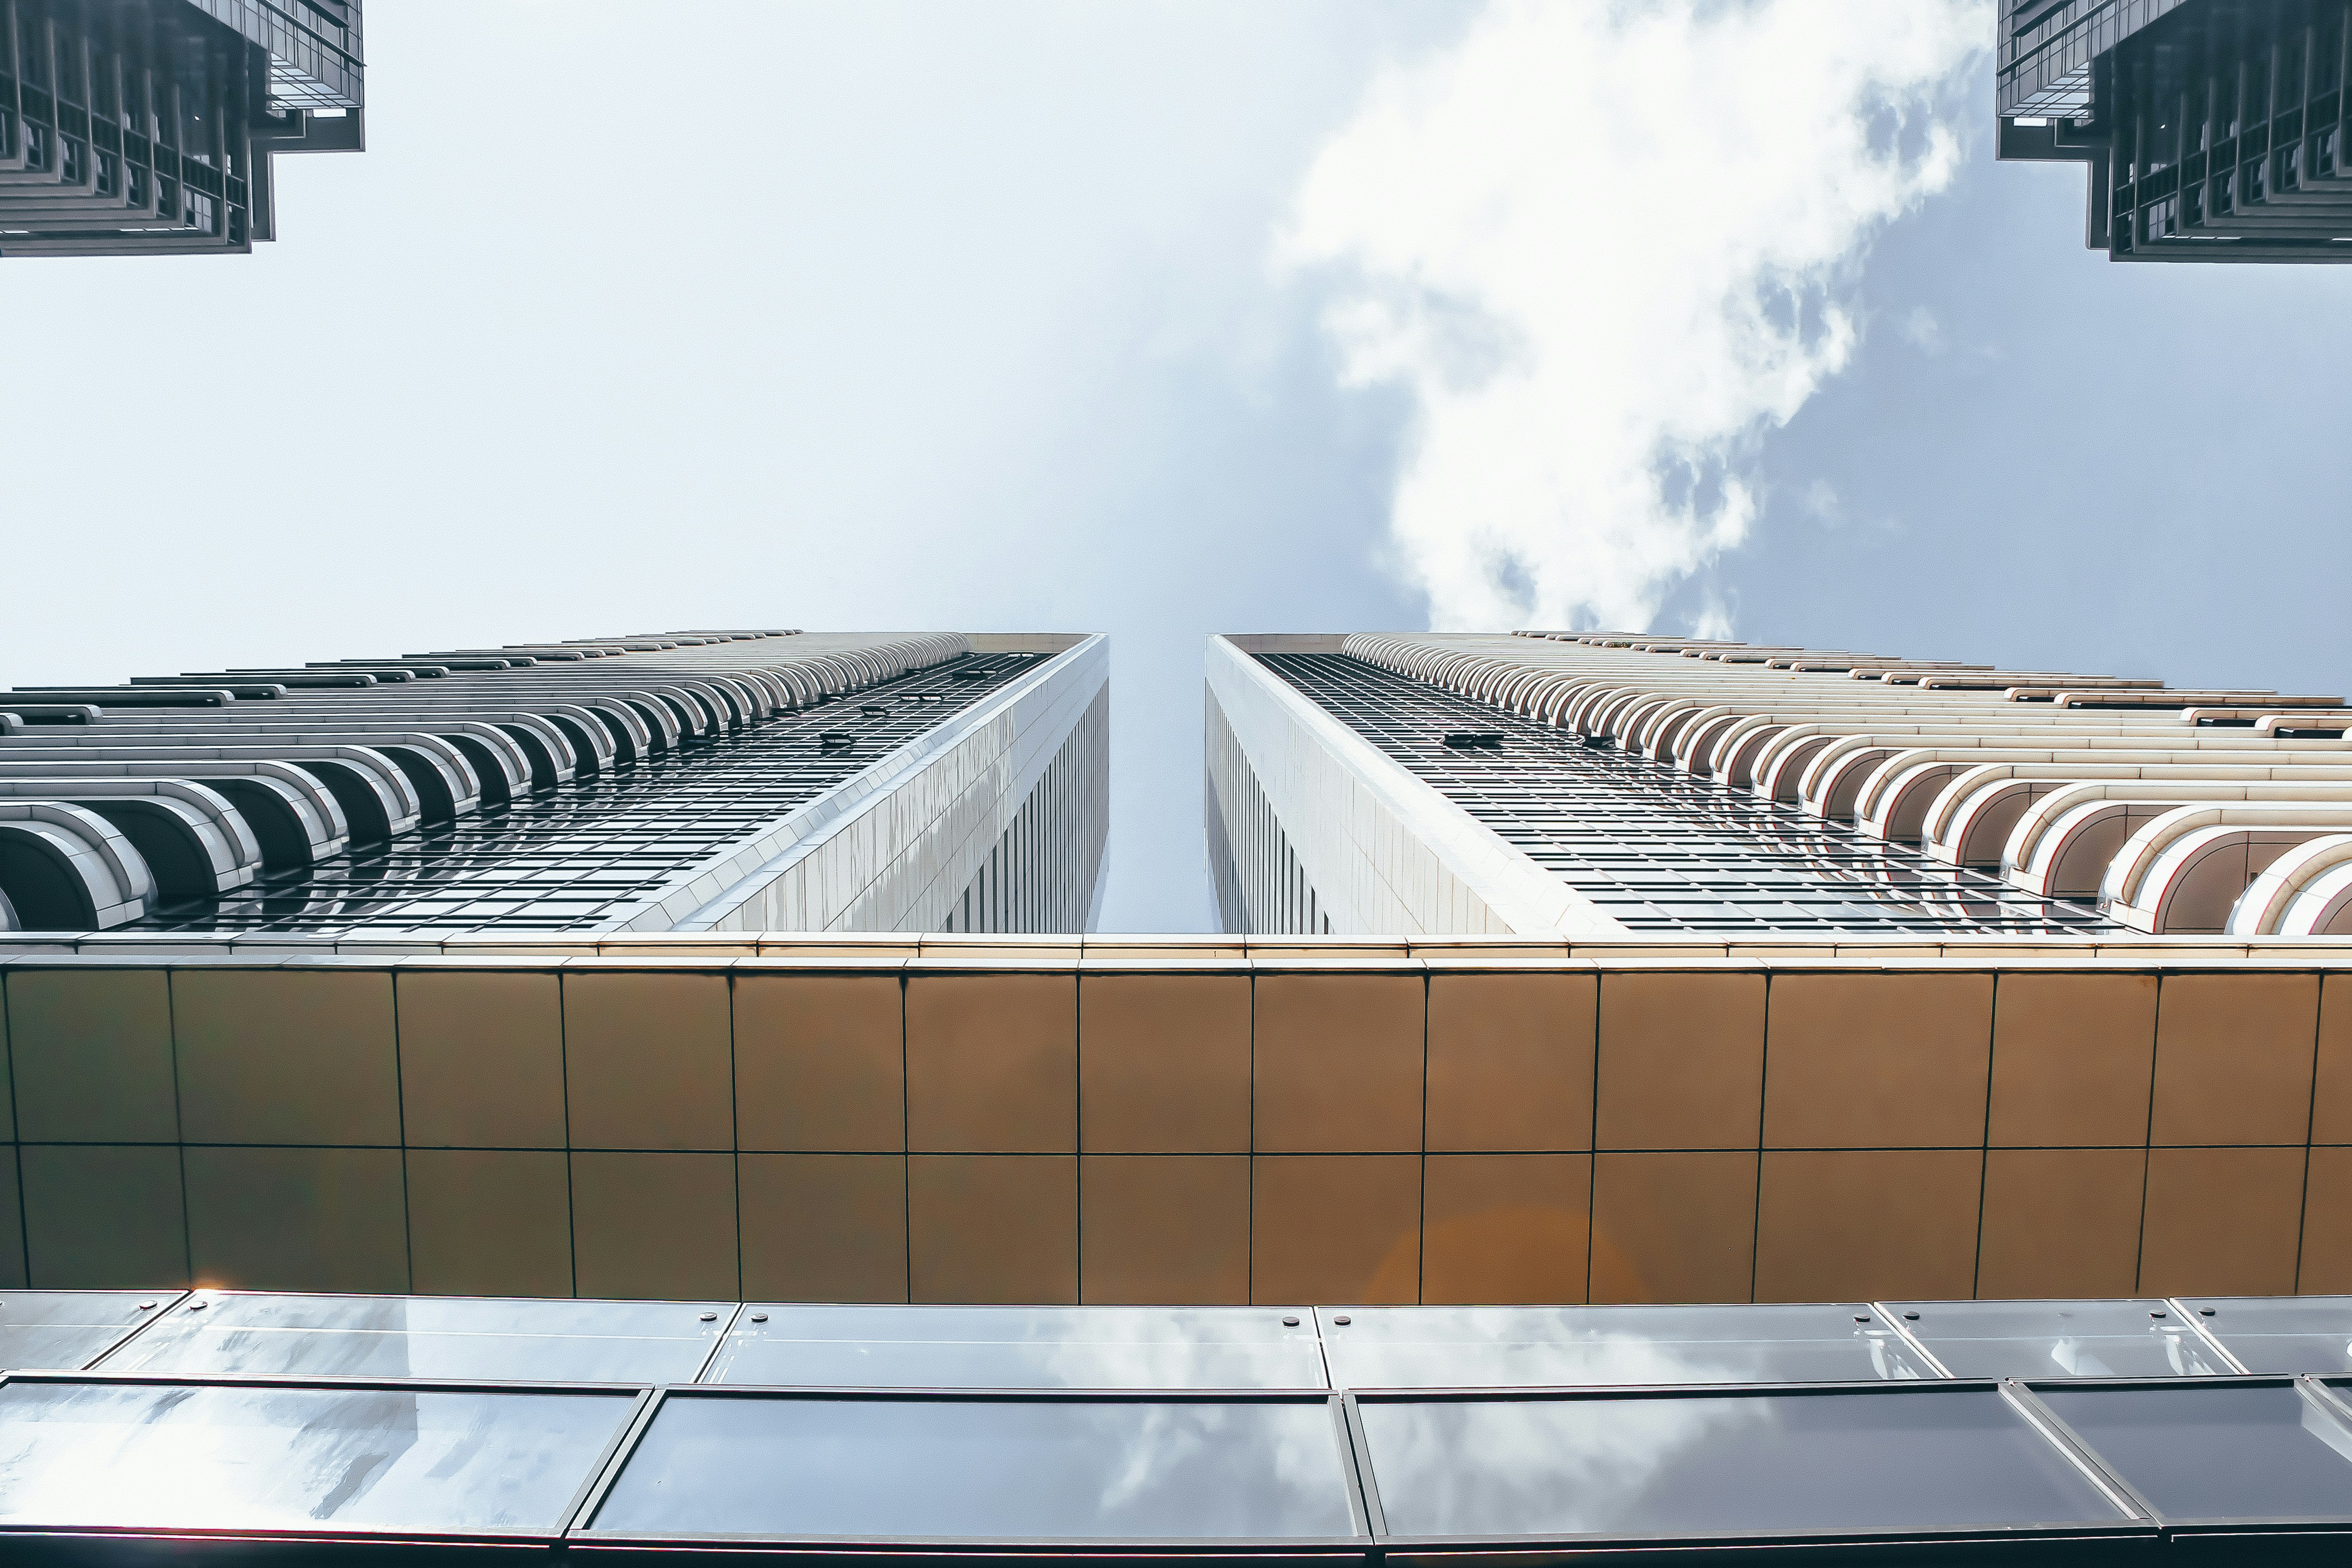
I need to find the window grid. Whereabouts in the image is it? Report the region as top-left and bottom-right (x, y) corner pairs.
(124, 656), (1037, 936)
(1260, 653), (2121, 936)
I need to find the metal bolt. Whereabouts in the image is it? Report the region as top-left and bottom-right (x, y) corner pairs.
(750, 1313), (768, 1323)
(1282, 1316), (1300, 1327)
(1332, 1315), (1351, 1326)
(1902, 1312), (1920, 1321)
(699, 1312), (718, 1322)
(1854, 1315), (1870, 1323)
(138, 1302), (156, 1311)
(2150, 1310), (2167, 1319)
(2199, 1308), (2216, 1317)
(188, 1301), (207, 1311)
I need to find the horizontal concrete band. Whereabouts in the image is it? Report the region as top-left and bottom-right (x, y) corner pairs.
(0, 955), (2349, 1305)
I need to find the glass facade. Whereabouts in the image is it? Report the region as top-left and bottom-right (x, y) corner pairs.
(2107, 0), (2352, 261)
(0, 631), (1098, 937)
(0, 0), (361, 258)
(0, 1289), (2341, 1556)
(116, 651), (1036, 935)
(1256, 651), (2120, 933)
(1999, 0), (2352, 263)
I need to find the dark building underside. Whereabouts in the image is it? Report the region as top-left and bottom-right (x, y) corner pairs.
(1999, 0), (2352, 261)
(0, 0), (362, 257)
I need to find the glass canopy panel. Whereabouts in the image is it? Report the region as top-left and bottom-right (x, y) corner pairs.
(704, 1305), (1327, 1389)
(1358, 1387), (2128, 1541)
(0, 1292), (170, 1372)
(2181, 1297), (2352, 1374)
(97, 1292), (728, 1383)
(1888, 1299), (2236, 1379)
(2034, 1382), (2352, 1521)
(586, 1393), (1360, 1542)
(0, 1379), (636, 1533)
(1318, 1305), (1936, 1389)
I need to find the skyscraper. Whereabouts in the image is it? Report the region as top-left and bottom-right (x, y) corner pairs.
(1209, 631), (2352, 937)
(0, 629), (1110, 936)
(1, 627), (2352, 1559)
(0, 0), (364, 257)
(1997, 0), (2352, 262)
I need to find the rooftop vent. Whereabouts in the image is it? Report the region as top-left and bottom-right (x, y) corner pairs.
(1443, 731), (1504, 750)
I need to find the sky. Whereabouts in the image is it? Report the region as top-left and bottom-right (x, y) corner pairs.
(4, 0), (2348, 932)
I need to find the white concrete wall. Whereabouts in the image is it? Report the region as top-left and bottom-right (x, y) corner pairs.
(663, 634), (1110, 934)
(1204, 636), (1622, 937)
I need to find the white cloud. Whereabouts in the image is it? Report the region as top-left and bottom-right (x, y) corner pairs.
(1898, 303), (1950, 354)
(1278, 0), (1988, 632)
(1798, 477), (1844, 524)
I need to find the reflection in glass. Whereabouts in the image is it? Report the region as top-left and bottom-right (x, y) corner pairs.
(2183, 1297), (2352, 1374)
(1320, 1305), (1935, 1389)
(589, 1394), (1358, 1540)
(0, 1292), (167, 1372)
(2036, 1383), (2352, 1520)
(705, 1305), (1326, 1389)
(1360, 1388), (2125, 1539)
(1890, 1300), (2234, 1379)
(0, 1380), (635, 1532)
(100, 1292), (726, 1383)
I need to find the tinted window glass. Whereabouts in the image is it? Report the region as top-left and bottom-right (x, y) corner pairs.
(2184, 1297), (2352, 1374)
(0, 1292), (168, 1372)
(1360, 1388), (2124, 1539)
(2036, 1382), (2352, 1521)
(706, 1305), (1325, 1389)
(1891, 1300), (2234, 1379)
(1320, 1305), (1934, 1388)
(588, 1394), (1358, 1541)
(100, 1292), (725, 1383)
(0, 1379), (635, 1532)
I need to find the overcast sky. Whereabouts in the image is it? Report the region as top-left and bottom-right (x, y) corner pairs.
(6, 1), (2347, 931)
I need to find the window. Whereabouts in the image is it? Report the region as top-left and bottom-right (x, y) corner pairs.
(584, 1391), (1362, 1544)
(2033, 1380), (2352, 1522)
(1321, 1305), (1937, 1390)
(1891, 1300), (2235, 1380)
(1355, 1385), (2127, 1541)
(0, 1378), (638, 1535)
(102, 1292), (729, 1384)
(704, 1305), (1327, 1390)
